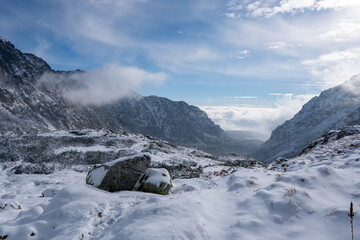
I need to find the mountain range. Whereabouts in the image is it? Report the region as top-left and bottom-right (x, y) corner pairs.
(0, 37), (261, 154)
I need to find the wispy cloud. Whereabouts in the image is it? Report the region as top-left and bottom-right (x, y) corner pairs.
(40, 63), (167, 106)
(228, 49), (251, 59)
(227, 0), (360, 18)
(225, 96), (257, 99)
(318, 19), (360, 42)
(302, 48), (360, 89)
(269, 93), (293, 96)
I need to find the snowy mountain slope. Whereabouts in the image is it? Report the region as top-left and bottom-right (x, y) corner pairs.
(107, 96), (230, 150)
(0, 38), (124, 135)
(0, 38), (233, 153)
(1, 127), (359, 239)
(0, 129), (251, 178)
(252, 75), (360, 162)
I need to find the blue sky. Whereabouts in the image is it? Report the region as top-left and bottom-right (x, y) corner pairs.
(1, 0), (360, 136)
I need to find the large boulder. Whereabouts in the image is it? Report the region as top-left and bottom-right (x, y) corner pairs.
(86, 153), (150, 192)
(134, 168), (172, 195)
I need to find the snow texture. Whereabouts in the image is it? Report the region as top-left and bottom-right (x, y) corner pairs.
(135, 168), (171, 188)
(86, 166), (108, 187)
(104, 153), (150, 167)
(1, 128), (360, 239)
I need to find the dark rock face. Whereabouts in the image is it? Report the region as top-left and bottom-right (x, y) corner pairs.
(107, 96), (230, 149)
(86, 154), (151, 192)
(251, 76), (360, 162)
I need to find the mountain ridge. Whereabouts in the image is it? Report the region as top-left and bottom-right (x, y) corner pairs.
(0, 38), (236, 153)
(251, 75), (360, 162)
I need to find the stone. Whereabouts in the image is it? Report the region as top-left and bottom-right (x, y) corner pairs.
(86, 153), (150, 192)
(134, 168), (172, 195)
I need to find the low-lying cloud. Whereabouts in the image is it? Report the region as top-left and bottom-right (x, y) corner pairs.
(41, 63), (167, 106)
(200, 94), (315, 140)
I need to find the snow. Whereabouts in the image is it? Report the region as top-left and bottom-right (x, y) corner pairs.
(1, 132), (360, 239)
(54, 145), (115, 155)
(86, 166), (108, 187)
(135, 168), (171, 188)
(104, 153), (150, 167)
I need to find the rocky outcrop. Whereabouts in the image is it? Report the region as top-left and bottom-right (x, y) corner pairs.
(299, 125), (360, 155)
(86, 154), (151, 192)
(134, 168), (172, 195)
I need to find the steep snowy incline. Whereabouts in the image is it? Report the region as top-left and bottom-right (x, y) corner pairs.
(1, 127), (360, 239)
(252, 75), (360, 162)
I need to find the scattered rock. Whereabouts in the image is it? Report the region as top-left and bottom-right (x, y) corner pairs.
(134, 168), (172, 195)
(86, 153), (150, 192)
(41, 189), (57, 197)
(12, 163), (55, 175)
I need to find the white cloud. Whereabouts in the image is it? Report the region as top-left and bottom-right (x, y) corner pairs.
(318, 19), (360, 42)
(225, 96), (257, 99)
(228, 49), (251, 59)
(269, 93), (293, 96)
(146, 44), (224, 74)
(41, 63), (167, 106)
(200, 94), (315, 138)
(268, 41), (295, 49)
(227, 0), (360, 18)
(302, 48), (360, 89)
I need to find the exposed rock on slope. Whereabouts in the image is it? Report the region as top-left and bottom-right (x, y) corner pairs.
(107, 95), (229, 149)
(252, 75), (360, 162)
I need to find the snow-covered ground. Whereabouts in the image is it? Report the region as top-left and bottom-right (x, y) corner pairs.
(1, 130), (360, 239)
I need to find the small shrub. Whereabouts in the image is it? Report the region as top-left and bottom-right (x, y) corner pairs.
(348, 202), (354, 240)
(284, 187), (296, 197)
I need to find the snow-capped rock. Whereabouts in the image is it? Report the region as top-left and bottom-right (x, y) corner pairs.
(86, 154), (150, 192)
(134, 168), (172, 195)
(252, 75), (360, 162)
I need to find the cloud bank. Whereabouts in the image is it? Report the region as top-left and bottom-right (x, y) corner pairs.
(302, 48), (360, 89)
(200, 94), (315, 139)
(41, 63), (166, 106)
